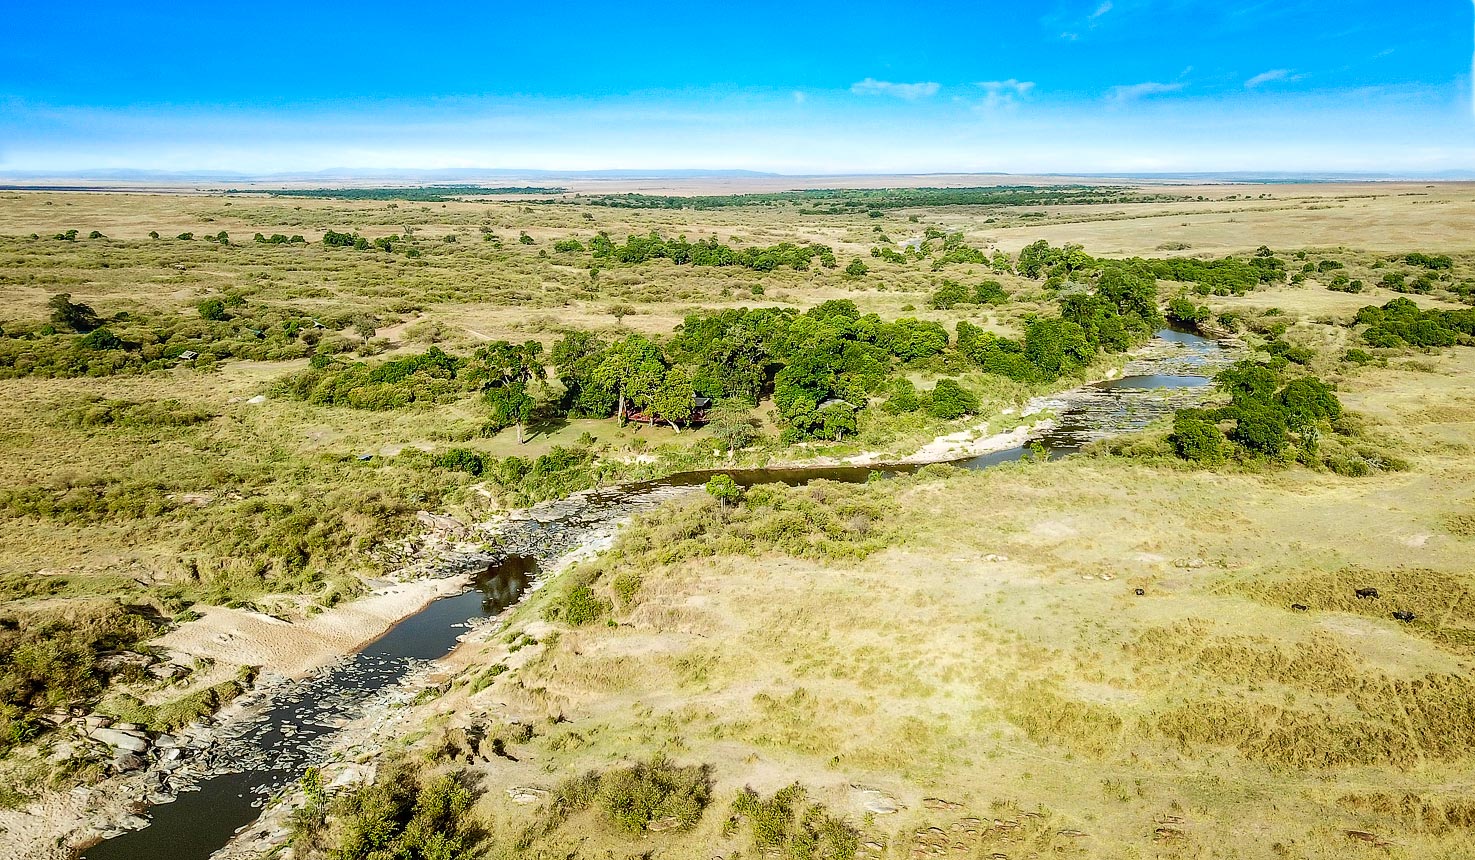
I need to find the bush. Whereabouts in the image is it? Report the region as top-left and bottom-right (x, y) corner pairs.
(927, 378), (979, 419)
(197, 298), (228, 321)
(593, 756), (712, 834)
(294, 758), (476, 860)
(1168, 414), (1226, 464)
(551, 582), (609, 626)
(0, 603), (159, 753)
(731, 783), (858, 860)
(928, 281), (971, 309)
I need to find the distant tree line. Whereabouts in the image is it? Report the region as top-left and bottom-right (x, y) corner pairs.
(237, 186), (565, 202)
(550, 186), (1189, 211)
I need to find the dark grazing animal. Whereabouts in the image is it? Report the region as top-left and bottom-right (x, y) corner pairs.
(1355, 587), (1380, 599)
(1134, 588), (1145, 596)
(1393, 610), (1415, 622)
(1291, 603), (1309, 612)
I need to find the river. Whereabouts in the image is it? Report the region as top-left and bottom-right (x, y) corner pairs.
(81, 327), (1226, 860)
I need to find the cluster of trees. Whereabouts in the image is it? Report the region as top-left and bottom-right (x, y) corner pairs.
(1, 293), (381, 379)
(1169, 361), (1343, 463)
(266, 260), (1166, 444)
(542, 301), (958, 441)
(868, 233), (1005, 271)
(1404, 252), (1454, 270)
(882, 377), (980, 419)
(1165, 296), (1212, 328)
(254, 233), (307, 245)
(586, 232), (837, 271)
(277, 348), (469, 409)
(955, 266), (1163, 383)
(1378, 270), (1441, 295)
(1005, 241), (1284, 295)
(928, 279), (1008, 309)
(1356, 297), (1475, 348)
(322, 230), (417, 256)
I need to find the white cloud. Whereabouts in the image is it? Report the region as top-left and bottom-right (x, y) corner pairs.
(1090, 1), (1113, 20)
(976, 79), (1036, 108)
(1106, 81), (1184, 102)
(1245, 68), (1299, 88)
(850, 78), (941, 100)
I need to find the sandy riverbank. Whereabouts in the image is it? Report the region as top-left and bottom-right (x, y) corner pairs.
(155, 575), (472, 679)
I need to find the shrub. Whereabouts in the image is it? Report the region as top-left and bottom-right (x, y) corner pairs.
(928, 281), (971, 309)
(927, 378), (979, 419)
(197, 298), (228, 321)
(295, 758), (476, 860)
(551, 583), (608, 626)
(731, 783), (859, 860)
(1168, 414), (1226, 463)
(0, 603), (159, 753)
(594, 756), (711, 834)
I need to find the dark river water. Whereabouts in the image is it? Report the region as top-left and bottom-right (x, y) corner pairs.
(82, 328), (1224, 860)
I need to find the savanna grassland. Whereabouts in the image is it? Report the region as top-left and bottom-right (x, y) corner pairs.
(3, 180), (1475, 858)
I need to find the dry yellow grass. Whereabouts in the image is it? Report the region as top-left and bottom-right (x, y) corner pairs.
(433, 343), (1475, 859)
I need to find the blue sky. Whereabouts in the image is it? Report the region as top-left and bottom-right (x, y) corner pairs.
(2, 1), (1472, 174)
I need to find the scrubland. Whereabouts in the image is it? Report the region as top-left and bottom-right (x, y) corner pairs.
(2, 180), (1475, 857)
(440, 343), (1475, 859)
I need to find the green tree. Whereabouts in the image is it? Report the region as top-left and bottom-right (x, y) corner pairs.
(594, 335), (667, 422)
(1228, 400), (1288, 456)
(474, 340), (546, 443)
(927, 378), (980, 419)
(552, 331), (616, 417)
(47, 293), (101, 332)
(705, 474), (742, 509)
(197, 297), (228, 321)
(1169, 414), (1227, 463)
(844, 258), (869, 277)
(650, 366), (696, 431)
(816, 401), (857, 440)
(707, 398), (758, 452)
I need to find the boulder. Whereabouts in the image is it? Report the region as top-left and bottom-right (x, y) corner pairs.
(84, 714), (114, 731)
(506, 787), (549, 805)
(90, 727), (150, 753)
(113, 752), (147, 772)
(97, 652), (155, 675)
